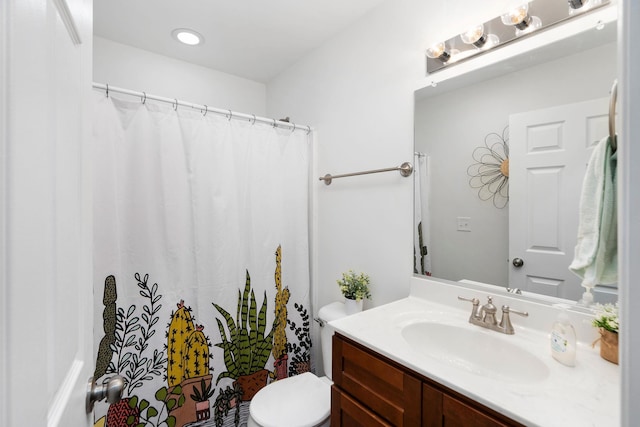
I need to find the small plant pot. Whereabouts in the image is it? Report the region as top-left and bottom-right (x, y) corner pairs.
(274, 354), (289, 380)
(599, 328), (619, 365)
(235, 369), (269, 401)
(168, 374), (213, 426)
(344, 298), (363, 315)
(195, 400), (210, 421)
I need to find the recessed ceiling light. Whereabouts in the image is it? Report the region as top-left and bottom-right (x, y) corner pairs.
(172, 28), (204, 46)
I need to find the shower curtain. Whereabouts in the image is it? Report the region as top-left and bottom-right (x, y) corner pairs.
(414, 154), (431, 276)
(91, 94), (311, 427)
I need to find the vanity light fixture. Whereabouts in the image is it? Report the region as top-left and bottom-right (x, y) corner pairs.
(500, 4), (542, 36)
(171, 28), (204, 46)
(425, 0), (611, 74)
(460, 24), (499, 49)
(425, 42), (451, 62)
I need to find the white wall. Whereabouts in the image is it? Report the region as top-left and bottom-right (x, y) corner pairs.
(266, 0), (521, 312)
(94, 37), (267, 116)
(415, 42), (616, 287)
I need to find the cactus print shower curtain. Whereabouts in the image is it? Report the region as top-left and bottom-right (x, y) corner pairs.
(92, 94), (311, 427)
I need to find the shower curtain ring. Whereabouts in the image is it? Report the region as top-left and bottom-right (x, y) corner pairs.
(173, 99), (178, 111)
(202, 105), (208, 116)
(306, 125), (311, 135)
(141, 92), (147, 104)
(227, 109), (233, 121)
(251, 114), (256, 125)
(291, 123), (297, 133)
(272, 119), (277, 128)
(105, 84), (109, 98)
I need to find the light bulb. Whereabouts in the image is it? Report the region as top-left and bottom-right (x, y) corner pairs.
(425, 42), (450, 62)
(568, 0), (602, 15)
(515, 15), (542, 36)
(460, 25), (486, 46)
(568, 0), (586, 8)
(460, 24), (499, 49)
(500, 4), (542, 37)
(501, 4), (530, 28)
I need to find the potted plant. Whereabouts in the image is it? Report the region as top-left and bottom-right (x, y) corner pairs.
(592, 302), (619, 364)
(213, 270), (275, 401)
(337, 270), (371, 314)
(213, 383), (243, 427)
(190, 378), (214, 421)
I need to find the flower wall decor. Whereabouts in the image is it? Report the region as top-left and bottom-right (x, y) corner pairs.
(467, 126), (510, 209)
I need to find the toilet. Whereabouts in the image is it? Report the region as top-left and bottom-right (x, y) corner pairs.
(248, 302), (348, 427)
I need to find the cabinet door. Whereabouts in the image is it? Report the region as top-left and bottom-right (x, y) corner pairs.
(333, 335), (422, 426)
(443, 395), (511, 427)
(422, 382), (443, 427)
(332, 386), (393, 427)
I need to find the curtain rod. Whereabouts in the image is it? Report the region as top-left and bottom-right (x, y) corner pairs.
(92, 83), (312, 134)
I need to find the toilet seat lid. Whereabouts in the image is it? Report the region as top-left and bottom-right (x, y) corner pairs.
(250, 372), (331, 427)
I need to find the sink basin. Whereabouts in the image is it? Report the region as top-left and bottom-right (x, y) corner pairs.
(401, 322), (549, 383)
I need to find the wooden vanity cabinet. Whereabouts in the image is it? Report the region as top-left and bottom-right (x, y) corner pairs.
(331, 332), (421, 426)
(332, 334), (523, 427)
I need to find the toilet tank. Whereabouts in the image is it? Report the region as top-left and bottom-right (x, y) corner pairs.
(317, 302), (348, 380)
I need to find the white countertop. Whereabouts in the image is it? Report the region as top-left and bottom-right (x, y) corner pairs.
(329, 280), (620, 427)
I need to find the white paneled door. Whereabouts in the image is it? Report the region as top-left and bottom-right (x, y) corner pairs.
(509, 97), (610, 301)
(1, 0), (94, 425)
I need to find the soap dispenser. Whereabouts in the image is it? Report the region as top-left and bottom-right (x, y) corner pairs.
(550, 304), (577, 367)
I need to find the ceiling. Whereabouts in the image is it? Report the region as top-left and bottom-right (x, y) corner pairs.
(94, 0), (388, 83)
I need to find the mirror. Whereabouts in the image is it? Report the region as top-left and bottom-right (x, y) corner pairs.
(413, 8), (617, 303)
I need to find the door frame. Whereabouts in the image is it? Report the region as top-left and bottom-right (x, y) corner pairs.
(0, 0), (8, 424)
(620, 1), (640, 425)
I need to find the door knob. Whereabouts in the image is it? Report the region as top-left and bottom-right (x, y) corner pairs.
(86, 375), (125, 413)
(512, 258), (524, 268)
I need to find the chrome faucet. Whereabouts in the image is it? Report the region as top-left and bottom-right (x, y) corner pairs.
(458, 296), (528, 335)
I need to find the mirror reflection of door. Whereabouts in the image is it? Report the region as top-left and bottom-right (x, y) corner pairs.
(509, 97), (615, 301)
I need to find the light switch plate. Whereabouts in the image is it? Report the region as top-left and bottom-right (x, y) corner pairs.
(457, 217), (471, 232)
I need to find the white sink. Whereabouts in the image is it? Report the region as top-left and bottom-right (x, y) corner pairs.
(401, 321), (550, 383)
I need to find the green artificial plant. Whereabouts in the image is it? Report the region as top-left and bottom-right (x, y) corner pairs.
(337, 270), (372, 301)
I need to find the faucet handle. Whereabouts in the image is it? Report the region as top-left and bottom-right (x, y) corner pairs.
(458, 296), (482, 321)
(499, 305), (529, 335)
(457, 296), (479, 305)
(502, 305), (528, 317)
